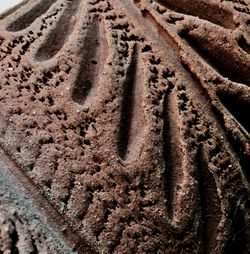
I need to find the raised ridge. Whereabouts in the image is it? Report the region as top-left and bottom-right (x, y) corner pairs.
(0, 0), (249, 253)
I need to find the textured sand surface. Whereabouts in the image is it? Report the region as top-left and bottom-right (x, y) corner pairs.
(0, 0), (249, 253)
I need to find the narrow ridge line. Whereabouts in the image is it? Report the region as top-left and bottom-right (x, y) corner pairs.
(119, 0), (180, 64)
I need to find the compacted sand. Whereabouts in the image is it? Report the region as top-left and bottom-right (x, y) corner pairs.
(0, 0), (249, 253)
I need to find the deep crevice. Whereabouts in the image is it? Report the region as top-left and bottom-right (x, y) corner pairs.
(222, 0), (248, 6)
(7, 0), (57, 32)
(181, 62), (250, 183)
(30, 235), (39, 254)
(218, 91), (250, 136)
(211, 103), (250, 182)
(10, 221), (19, 254)
(226, 202), (248, 254)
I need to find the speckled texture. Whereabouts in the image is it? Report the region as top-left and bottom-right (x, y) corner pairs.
(0, 149), (76, 253)
(0, 0), (249, 253)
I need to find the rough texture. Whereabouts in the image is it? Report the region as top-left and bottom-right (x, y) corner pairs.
(0, 149), (75, 254)
(0, 0), (249, 253)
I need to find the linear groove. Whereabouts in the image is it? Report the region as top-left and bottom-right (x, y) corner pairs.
(35, 0), (80, 61)
(218, 91), (250, 136)
(197, 146), (221, 254)
(71, 19), (108, 106)
(118, 44), (146, 162)
(217, 91), (250, 181)
(181, 30), (250, 86)
(162, 92), (183, 218)
(7, 0), (57, 32)
(155, 0), (237, 29)
(238, 36), (250, 54)
(227, 201), (248, 253)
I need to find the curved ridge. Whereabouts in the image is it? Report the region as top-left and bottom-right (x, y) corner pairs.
(6, 0), (57, 32)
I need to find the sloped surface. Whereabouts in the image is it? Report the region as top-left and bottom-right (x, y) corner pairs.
(0, 0), (249, 253)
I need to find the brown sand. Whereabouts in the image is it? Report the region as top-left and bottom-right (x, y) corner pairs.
(0, 0), (249, 253)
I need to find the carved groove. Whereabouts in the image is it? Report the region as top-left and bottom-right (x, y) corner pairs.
(35, 0), (80, 61)
(218, 91), (250, 136)
(118, 44), (146, 161)
(222, 0), (248, 6)
(162, 92), (183, 217)
(238, 36), (250, 54)
(155, 0), (237, 29)
(181, 30), (250, 86)
(72, 19), (108, 106)
(7, 0), (57, 31)
(133, 0), (181, 54)
(226, 203), (248, 253)
(197, 146), (221, 253)
(217, 91), (250, 181)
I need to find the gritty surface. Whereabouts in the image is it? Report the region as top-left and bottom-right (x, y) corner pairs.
(0, 0), (249, 253)
(0, 149), (75, 253)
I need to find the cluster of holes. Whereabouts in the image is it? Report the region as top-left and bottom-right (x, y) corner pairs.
(0, 0), (66, 65)
(0, 36), (24, 61)
(175, 85), (211, 150)
(3, 0), (243, 252)
(222, 0), (248, 6)
(165, 15), (184, 24)
(89, 0), (112, 13)
(234, 6), (250, 14)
